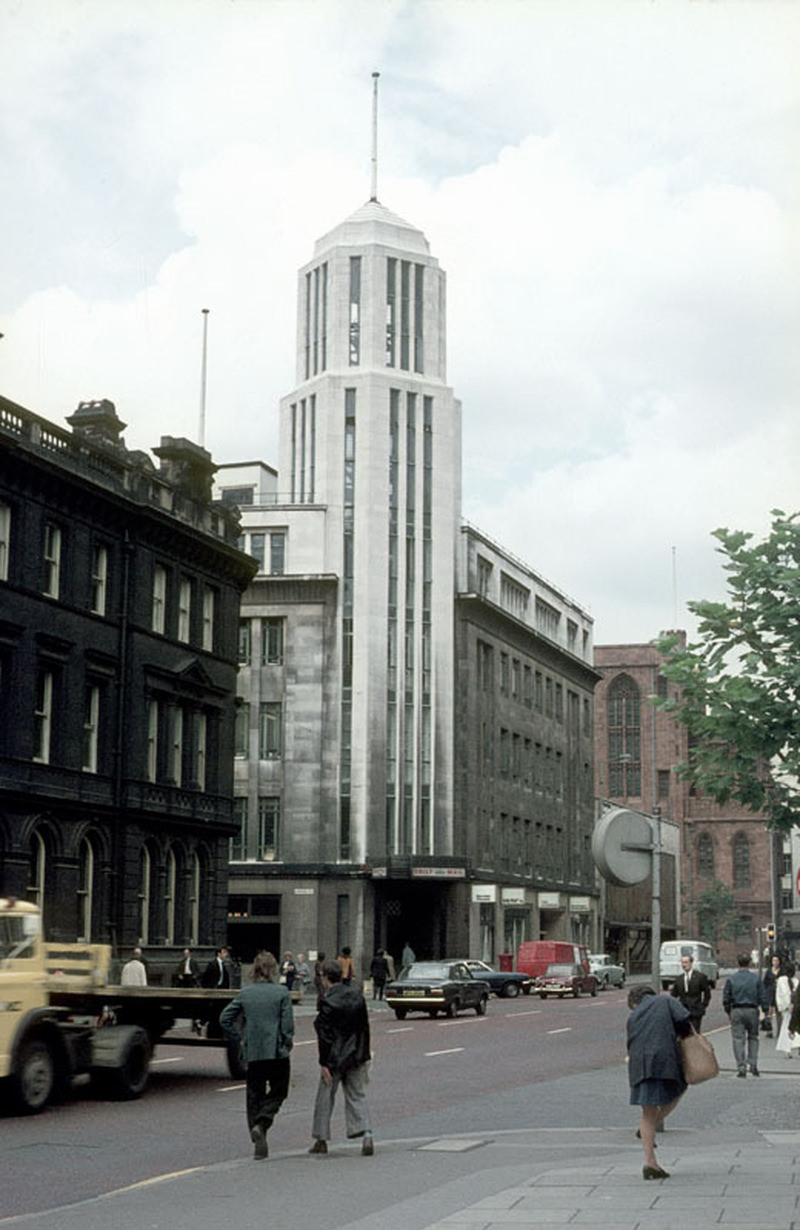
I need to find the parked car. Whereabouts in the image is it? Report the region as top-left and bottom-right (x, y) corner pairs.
(535, 963), (598, 998)
(588, 953), (626, 989)
(454, 959), (532, 998)
(384, 961), (491, 1019)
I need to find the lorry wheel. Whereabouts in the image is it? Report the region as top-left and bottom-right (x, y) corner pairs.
(12, 1037), (56, 1114)
(92, 1027), (151, 1100)
(503, 982), (520, 998)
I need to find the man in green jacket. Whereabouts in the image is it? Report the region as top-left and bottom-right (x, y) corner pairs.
(220, 950), (294, 1159)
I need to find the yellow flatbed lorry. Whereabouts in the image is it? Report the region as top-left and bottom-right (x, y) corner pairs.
(0, 898), (247, 1114)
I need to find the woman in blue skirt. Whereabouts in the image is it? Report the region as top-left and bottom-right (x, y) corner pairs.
(627, 984), (691, 1180)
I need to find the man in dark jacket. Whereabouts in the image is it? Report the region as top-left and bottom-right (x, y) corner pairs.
(723, 951), (767, 1077)
(202, 946), (231, 988)
(670, 954), (712, 1031)
(309, 959), (373, 1156)
(220, 950), (294, 1159)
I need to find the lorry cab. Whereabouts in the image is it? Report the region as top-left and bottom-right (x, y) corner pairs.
(659, 939), (718, 989)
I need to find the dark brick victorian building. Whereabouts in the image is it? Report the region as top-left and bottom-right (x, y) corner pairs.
(0, 394), (255, 978)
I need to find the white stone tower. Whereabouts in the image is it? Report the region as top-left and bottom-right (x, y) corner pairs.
(276, 197), (462, 866)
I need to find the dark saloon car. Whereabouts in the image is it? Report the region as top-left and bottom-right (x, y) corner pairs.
(534, 963), (598, 999)
(385, 961), (491, 1019)
(456, 959), (532, 998)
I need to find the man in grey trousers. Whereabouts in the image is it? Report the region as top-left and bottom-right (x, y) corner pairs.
(723, 951), (767, 1078)
(309, 959), (373, 1155)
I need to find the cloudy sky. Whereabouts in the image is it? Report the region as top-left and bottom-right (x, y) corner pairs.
(1, 0), (797, 644)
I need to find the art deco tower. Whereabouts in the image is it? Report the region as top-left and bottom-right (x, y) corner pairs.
(276, 195), (462, 867)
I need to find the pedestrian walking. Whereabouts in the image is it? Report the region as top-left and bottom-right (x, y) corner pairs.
(762, 953), (782, 1036)
(369, 949), (390, 1000)
(627, 985), (691, 1181)
(220, 950), (294, 1160)
(309, 959), (373, 1156)
(669, 953), (711, 1031)
(723, 951), (767, 1077)
(120, 947), (147, 986)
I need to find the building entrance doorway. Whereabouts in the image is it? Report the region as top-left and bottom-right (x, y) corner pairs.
(373, 881), (450, 972)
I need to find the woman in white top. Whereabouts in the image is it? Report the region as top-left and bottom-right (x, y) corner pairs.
(774, 962), (800, 1057)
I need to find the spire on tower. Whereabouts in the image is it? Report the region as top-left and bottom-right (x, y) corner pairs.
(370, 71), (380, 202)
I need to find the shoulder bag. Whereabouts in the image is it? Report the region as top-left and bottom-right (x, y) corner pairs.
(680, 1025), (719, 1084)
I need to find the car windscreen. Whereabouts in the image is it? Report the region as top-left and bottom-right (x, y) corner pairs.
(543, 964), (573, 976)
(399, 962), (449, 980)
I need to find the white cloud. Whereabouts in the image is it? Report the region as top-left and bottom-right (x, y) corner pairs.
(1, 0), (797, 643)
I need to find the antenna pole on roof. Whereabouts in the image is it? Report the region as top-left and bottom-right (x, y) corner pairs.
(370, 71), (380, 202)
(199, 308), (210, 448)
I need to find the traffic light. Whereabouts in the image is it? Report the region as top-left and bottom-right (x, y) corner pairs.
(767, 924), (776, 943)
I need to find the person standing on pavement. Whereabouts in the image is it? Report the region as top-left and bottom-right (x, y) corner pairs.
(120, 947), (147, 986)
(309, 959), (373, 1156)
(775, 962), (800, 1057)
(670, 954), (711, 1031)
(723, 951), (767, 1077)
(202, 946), (231, 988)
(173, 948), (200, 987)
(369, 949), (390, 1000)
(280, 951), (297, 991)
(220, 950), (294, 1160)
(338, 946), (354, 985)
(627, 985), (691, 1181)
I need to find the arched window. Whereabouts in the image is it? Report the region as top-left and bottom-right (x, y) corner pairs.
(138, 845), (152, 944)
(733, 832), (750, 889)
(696, 832), (714, 879)
(77, 836), (95, 942)
(165, 847), (177, 945)
(188, 852), (201, 946)
(606, 674), (641, 798)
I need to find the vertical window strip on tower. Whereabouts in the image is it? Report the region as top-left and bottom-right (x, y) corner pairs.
(386, 257), (396, 366)
(403, 392), (416, 853)
(400, 261), (410, 370)
(386, 389), (400, 853)
(321, 263), (328, 371)
(420, 395), (433, 853)
(304, 274), (311, 380)
(313, 265), (320, 375)
(349, 257), (361, 366)
(414, 264), (424, 373)
(340, 389), (356, 860)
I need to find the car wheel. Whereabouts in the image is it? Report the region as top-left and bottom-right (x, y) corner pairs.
(476, 995), (488, 1016)
(394, 1008), (407, 1020)
(445, 1000), (458, 1018)
(502, 982), (521, 999)
(573, 985), (581, 998)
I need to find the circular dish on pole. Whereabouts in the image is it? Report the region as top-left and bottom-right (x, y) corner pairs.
(592, 806), (653, 886)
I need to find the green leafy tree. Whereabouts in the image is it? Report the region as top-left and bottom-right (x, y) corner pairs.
(656, 510), (800, 832)
(694, 880), (741, 948)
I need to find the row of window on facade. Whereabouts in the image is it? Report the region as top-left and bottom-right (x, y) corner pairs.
(0, 505), (225, 653)
(230, 796), (280, 862)
(26, 829), (208, 946)
(476, 639), (592, 735)
(29, 668), (216, 792)
(303, 257), (427, 379)
(475, 555), (590, 654)
(479, 812), (587, 882)
(488, 724), (592, 802)
(604, 674), (673, 801)
(695, 831), (754, 889)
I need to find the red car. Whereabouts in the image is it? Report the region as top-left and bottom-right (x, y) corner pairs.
(535, 962), (598, 999)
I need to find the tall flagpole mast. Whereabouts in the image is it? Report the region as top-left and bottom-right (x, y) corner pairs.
(199, 308), (210, 447)
(370, 71), (380, 202)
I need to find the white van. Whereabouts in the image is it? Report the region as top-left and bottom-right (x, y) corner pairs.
(659, 940), (718, 990)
